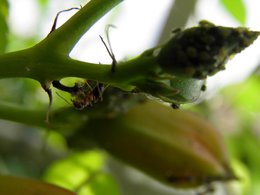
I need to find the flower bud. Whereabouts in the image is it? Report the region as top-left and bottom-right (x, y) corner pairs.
(157, 21), (260, 79)
(72, 101), (236, 188)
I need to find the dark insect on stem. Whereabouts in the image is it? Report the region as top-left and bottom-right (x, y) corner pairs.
(49, 7), (81, 34)
(52, 80), (104, 110)
(72, 81), (104, 110)
(99, 24), (117, 72)
(171, 103), (180, 109)
(201, 84), (207, 91)
(172, 28), (181, 34)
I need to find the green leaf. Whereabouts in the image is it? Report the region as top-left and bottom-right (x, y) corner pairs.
(38, 0), (49, 7)
(220, 0), (246, 25)
(0, 174), (75, 195)
(0, 0), (8, 53)
(43, 151), (120, 195)
(222, 76), (260, 115)
(78, 174), (120, 195)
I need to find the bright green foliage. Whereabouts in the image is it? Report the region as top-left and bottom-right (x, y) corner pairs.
(222, 75), (260, 114)
(230, 160), (251, 195)
(43, 151), (120, 195)
(39, 0), (49, 7)
(0, 0), (8, 53)
(228, 128), (260, 195)
(77, 174), (120, 195)
(220, 0), (247, 25)
(221, 75), (260, 194)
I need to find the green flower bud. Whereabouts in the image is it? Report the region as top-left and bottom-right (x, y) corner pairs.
(157, 21), (260, 79)
(69, 101), (236, 188)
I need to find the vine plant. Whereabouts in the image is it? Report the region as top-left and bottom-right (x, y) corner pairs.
(0, 0), (259, 194)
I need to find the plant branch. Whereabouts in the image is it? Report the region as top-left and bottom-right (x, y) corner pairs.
(0, 0), (258, 121)
(37, 0), (124, 54)
(0, 48), (158, 90)
(0, 101), (49, 129)
(0, 101), (90, 132)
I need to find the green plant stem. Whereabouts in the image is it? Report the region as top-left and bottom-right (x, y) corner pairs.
(38, 0), (123, 54)
(0, 0), (159, 128)
(0, 0), (136, 87)
(0, 102), (47, 128)
(0, 101), (86, 131)
(0, 48), (158, 90)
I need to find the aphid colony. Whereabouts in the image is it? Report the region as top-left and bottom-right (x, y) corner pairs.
(158, 21), (260, 79)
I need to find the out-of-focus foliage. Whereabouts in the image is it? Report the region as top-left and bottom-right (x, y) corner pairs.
(230, 159), (251, 195)
(220, 0), (246, 25)
(228, 128), (260, 195)
(0, 0), (8, 53)
(220, 74), (260, 195)
(43, 151), (120, 195)
(222, 75), (260, 115)
(193, 74), (260, 195)
(39, 0), (49, 7)
(0, 78), (45, 108)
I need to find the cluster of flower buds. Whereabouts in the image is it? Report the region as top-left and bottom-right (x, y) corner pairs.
(157, 21), (260, 79)
(133, 21), (259, 106)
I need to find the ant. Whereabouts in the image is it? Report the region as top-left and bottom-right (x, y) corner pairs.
(171, 103), (180, 109)
(42, 8), (117, 120)
(72, 81), (104, 110)
(62, 25), (117, 109)
(52, 79), (105, 110)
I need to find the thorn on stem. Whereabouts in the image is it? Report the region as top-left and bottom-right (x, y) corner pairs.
(49, 6), (81, 35)
(99, 25), (117, 72)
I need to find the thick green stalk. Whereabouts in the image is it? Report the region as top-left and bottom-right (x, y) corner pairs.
(0, 0), (134, 86)
(0, 48), (157, 90)
(0, 101), (47, 128)
(0, 101), (64, 130)
(0, 101), (87, 132)
(0, 0), (259, 128)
